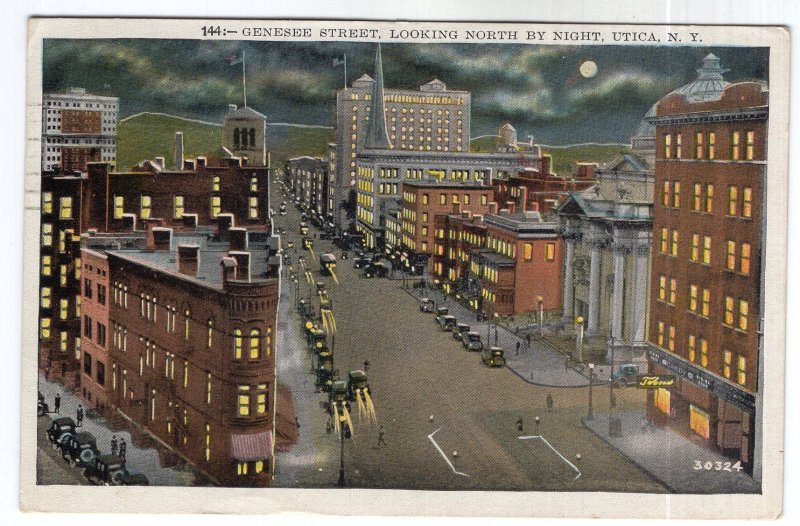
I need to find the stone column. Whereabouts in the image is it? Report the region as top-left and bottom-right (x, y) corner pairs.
(587, 242), (602, 334)
(611, 244), (626, 340)
(562, 236), (576, 319)
(629, 243), (649, 344)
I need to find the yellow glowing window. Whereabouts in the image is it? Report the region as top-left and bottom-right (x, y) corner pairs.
(657, 321), (665, 347)
(660, 228), (668, 253)
(204, 424), (211, 461)
(654, 388), (671, 414)
(59, 298), (68, 320)
(183, 360), (189, 389)
(695, 132), (704, 159)
(206, 373), (212, 404)
(700, 339), (708, 367)
(58, 230), (66, 253)
(688, 284), (698, 311)
(731, 131), (741, 160)
(745, 131), (755, 160)
(42, 192), (53, 214)
(708, 132), (715, 159)
(658, 276), (667, 301)
(726, 241), (736, 270)
(664, 134), (672, 159)
(60, 331), (68, 352)
(207, 319), (213, 348)
(724, 296), (735, 326)
(672, 182), (681, 208)
(668, 279), (677, 305)
(249, 329), (260, 359)
(41, 223), (53, 246)
(701, 288), (710, 317)
(60, 264), (67, 286)
(173, 196), (184, 219)
(233, 328), (243, 359)
(545, 243), (555, 262)
(742, 187), (752, 218)
(464, 194), (471, 205)
(139, 195), (151, 219)
(670, 230), (679, 257)
(248, 197), (258, 218)
(74, 258), (81, 280)
(737, 355), (747, 385)
(667, 325), (675, 351)
(184, 309), (190, 340)
(211, 176), (220, 192)
(738, 300), (749, 331)
(689, 405), (710, 439)
(257, 389), (267, 414)
(237, 462), (248, 475)
(40, 317), (51, 338)
(523, 243), (532, 262)
(702, 236), (711, 265)
(676, 133), (683, 158)
(113, 196), (124, 219)
(59, 197), (73, 219)
(705, 184), (714, 213)
(723, 350), (732, 379)
(740, 243), (751, 275)
(728, 186), (738, 216)
(250, 177), (258, 192)
(693, 183), (702, 211)
(41, 287), (52, 308)
(687, 335), (696, 362)
(238, 385), (250, 416)
(210, 196), (221, 218)
(255, 460), (264, 473)
(690, 234), (699, 262)
(439, 194), (446, 205)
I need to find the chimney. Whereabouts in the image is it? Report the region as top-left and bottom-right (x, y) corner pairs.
(541, 155), (552, 176)
(220, 256), (238, 284)
(196, 156), (207, 168)
(182, 213), (198, 229)
(174, 132), (184, 171)
(154, 157), (165, 170)
(177, 244), (200, 276)
(485, 168), (494, 187)
(228, 104), (238, 113)
(229, 227), (248, 251)
(228, 251), (251, 282)
(216, 213), (235, 240)
(183, 159), (196, 171)
(146, 227), (173, 252)
(121, 213), (137, 232)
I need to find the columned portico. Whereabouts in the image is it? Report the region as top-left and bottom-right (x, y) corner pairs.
(587, 240), (602, 334)
(562, 233), (577, 319)
(610, 243), (626, 340)
(630, 243), (649, 345)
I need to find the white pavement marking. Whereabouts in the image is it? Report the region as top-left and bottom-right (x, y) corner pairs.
(427, 427), (469, 478)
(518, 435), (582, 481)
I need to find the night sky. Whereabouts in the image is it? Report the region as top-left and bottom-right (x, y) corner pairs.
(42, 39), (769, 144)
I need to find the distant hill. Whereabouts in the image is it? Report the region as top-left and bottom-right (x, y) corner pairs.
(116, 112), (333, 172)
(470, 135), (630, 176)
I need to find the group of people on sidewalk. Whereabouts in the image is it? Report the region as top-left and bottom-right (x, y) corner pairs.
(47, 393), (127, 458)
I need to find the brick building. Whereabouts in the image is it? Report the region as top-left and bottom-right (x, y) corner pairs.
(80, 225), (280, 486)
(645, 54), (767, 478)
(493, 162), (597, 215)
(78, 248), (111, 410)
(42, 88), (118, 172)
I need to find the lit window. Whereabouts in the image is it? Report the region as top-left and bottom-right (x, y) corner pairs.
(737, 355), (747, 385)
(664, 134), (672, 159)
(41, 287), (52, 308)
(688, 284), (698, 312)
(207, 319), (213, 348)
(660, 228), (668, 253)
(173, 196), (184, 219)
(693, 183), (702, 211)
(669, 279), (677, 305)
(701, 289), (710, 317)
(238, 385), (250, 416)
(658, 276), (667, 301)
(740, 243), (751, 275)
(250, 177), (258, 192)
(738, 300), (749, 331)
(59, 197), (73, 219)
(113, 196), (124, 219)
(708, 132), (716, 159)
(702, 236), (711, 265)
(183, 360), (189, 388)
(676, 134), (682, 158)
(237, 462), (248, 475)
(206, 373), (212, 404)
(687, 335), (696, 362)
(59, 298), (68, 320)
(742, 187), (752, 218)
(212, 176), (220, 192)
(724, 296), (735, 326)
(210, 196), (221, 218)
(662, 180), (670, 207)
(439, 194), (445, 205)
(184, 309), (190, 340)
(670, 230), (679, 257)
(690, 234), (699, 262)
(523, 243), (532, 262)
(657, 321), (665, 347)
(668, 325), (675, 351)
(731, 131), (741, 160)
(40, 317), (51, 338)
(725, 241), (736, 270)
(545, 243), (555, 262)
(728, 186), (738, 216)
(140, 195), (151, 219)
(695, 132), (704, 159)
(705, 184), (714, 213)
(249, 329), (260, 359)
(233, 328), (243, 359)
(700, 339), (708, 367)
(723, 350), (732, 379)
(672, 182), (680, 208)
(205, 424), (211, 461)
(42, 192), (53, 214)
(745, 131), (755, 160)
(41, 223), (53, 246)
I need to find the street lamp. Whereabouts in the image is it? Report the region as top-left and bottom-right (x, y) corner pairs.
(534, 415), (541, 436)
(494, 313), (500, 345)
(609, 335), (621, 436)
(337, 412), (348, 487)
(587, 363), (595, 421)
(574, 316), (585, 362)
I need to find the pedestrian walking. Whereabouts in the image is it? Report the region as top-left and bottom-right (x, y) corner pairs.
(326, 418), (333, 434)
(515, 341), (521, 356)
(526, 333), (532, 348)
(76, 404), (84, 427)
(516, 416), (524, 433)
(377, 426), (387, 447)
(295, 416), (301, 430)
(110, 435), (118, 456)
(54, 393), (61, 414)
(118, 438), (127, 459)
(546, 393), (554, 413)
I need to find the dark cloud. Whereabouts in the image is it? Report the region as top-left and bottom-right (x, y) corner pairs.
(42, 40), (768, 144)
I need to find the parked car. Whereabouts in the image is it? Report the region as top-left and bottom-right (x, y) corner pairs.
(462, 332), (484, 352)
(419, 298), (435, 313)
(436, 314), (457, 331)
(452, 323), (471, 341)
(435, 307), (449, 317)
(611, 363), (641, 387)
(83, 454), (129, 486)
(363, 262), (388, 278)
(46, 417), (76, 447)
(481, 346), (506, 367)
(63, 432), (99, 467)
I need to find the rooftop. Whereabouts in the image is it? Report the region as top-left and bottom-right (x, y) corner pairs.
(482, 212), (559, 236)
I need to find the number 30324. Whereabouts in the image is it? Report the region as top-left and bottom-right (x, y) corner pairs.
(693, 460), (744, 472)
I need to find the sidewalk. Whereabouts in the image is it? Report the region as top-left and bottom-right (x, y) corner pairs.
(401, 286), (590, 387)
(584, 411), (761, 494)
(38, 373), (205, 486)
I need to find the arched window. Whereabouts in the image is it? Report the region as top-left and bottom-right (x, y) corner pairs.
(206, 319), (213, 349)
(184, 309), (190, 340)
(233, 127), (240, 148)
(233, 328), (242, 359)
(249, 329), (260, 359)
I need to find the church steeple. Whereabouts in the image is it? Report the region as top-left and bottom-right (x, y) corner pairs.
(364, 44), (392, 150)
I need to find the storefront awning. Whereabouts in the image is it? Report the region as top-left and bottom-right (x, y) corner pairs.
(230, 431), (273, 461)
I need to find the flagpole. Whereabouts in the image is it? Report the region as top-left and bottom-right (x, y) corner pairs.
(242, 49), (247, 107)
(343, 54), (347, 90)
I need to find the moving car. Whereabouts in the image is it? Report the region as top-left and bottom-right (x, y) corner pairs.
(436, 314), (457, 331)
(419, 298), (435, 313)
(319, 253), (336, 275)
(363, 262), (388, 278)
(462, 332), (484, 352)
(452, 323), (471, 342)
(611, 363), (640, 387)
(481, 346), (506, 367)
(346, 370), (370, 401)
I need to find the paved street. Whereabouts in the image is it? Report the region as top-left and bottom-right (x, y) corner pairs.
(270, 182), (665, 492)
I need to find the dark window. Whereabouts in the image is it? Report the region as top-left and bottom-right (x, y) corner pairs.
(83, 315), (92, 338)
(233, 127), (240, 148)
(96, 361), (105, 386)
(97, 284), (106, 305)
(83, 352), (92, 375)
(249, 128), (255, 147)
(97, 322), (106, 346)
(84, 278), (92, 299)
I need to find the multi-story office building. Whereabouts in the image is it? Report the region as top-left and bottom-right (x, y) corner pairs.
(81, 225), (279, 486)
(285, 156), (330, 223)
(645, 54), (767, 478)
(42, 88), (118, 172)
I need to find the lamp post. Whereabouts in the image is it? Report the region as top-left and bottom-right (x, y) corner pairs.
(574, 316), (585, 362)
(609, 335), (620, 436)
(536, 296), (544, 337)
(494, 313), (500, 345)
(337, 412), (347, 487)
(587, 362), (595, 421)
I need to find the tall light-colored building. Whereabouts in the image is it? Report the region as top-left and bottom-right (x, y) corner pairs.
(42, 87), (118, 172)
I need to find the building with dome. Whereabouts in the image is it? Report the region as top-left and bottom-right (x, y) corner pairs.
(644, 53), (767, 481)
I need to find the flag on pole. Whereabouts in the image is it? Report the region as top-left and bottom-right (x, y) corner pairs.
(332, 56), (345, 68)
(227, 53), (243, 66)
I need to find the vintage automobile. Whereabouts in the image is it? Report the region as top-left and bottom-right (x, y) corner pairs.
(83, 454), (129, 486)
(328, 379), (350, 414)
(352, 256), (367, 269)
(462, 331), (484, 352)
(37, 392), (49, 416)
(611, 363), (641, 387)
(63, 431), (99, 467)
(316, 351), (334, 391)
(363, 262), (388, 278)
(299, 222), (309, 236)
(286, 241), (294, 250)
(452, 323), (471, 341)
(481, 346), (506, 367)
(46, 416), (76, 447)
(419, 298), (435, 313)
(319, 253), (336, 275)
(302, 236), (314, 250)
(346, 370), (370, 402)
(436, 314), (457, 331)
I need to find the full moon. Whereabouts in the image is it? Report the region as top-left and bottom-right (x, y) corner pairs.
(579, 60), (598, 78)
